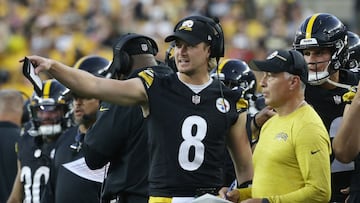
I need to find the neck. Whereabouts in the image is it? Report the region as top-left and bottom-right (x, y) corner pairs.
(321, 71), (339, 89)
(178, 71), (211, 85)
(0, 115), (21, 127)
(132, 54), (157, 68)
(78, 123), (91, 134)
(275, 97), (306, 116)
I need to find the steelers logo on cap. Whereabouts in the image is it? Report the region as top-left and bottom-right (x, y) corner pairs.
(179, 20), (194, 31)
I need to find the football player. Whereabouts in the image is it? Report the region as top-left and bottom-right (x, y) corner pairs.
(24, 15), (254, 202)
(7, 79), (72, 203)
(346, 31), (360, 72)
(332, 31), (360, 203)
(40, 55), (110, 203)
(293, 13), (360, 202)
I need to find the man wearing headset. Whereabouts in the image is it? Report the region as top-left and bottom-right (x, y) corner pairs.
(83, 33), (173, 203)
(23, 15), (253, 202)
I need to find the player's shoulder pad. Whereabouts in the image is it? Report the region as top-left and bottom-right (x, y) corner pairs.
(138, 68), (155, 88)
(236, 98), (248, 111)
(343, 86), (357, 104)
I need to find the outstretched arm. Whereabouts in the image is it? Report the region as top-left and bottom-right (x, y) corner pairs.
(25, 55), (148, 106)
(333, 82), (360, 163)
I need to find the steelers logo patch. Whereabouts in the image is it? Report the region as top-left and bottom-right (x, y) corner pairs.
(216, 98), (230, 113)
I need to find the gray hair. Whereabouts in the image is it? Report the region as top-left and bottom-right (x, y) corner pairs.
(0, 89), (24, 114)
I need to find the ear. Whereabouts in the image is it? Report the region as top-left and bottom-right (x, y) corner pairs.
(289, 76), (300, 90)
(205, 44), (211, 59)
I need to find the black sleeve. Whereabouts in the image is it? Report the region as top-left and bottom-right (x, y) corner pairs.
(83, 102), (133, 169)
(82, 143), (109, 170)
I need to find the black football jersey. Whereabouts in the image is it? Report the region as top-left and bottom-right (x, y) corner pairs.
(305, 69), (359, 131)
(0, 122), (21, 202)
(83, 102), (149, 201)
(138, 69), (242, 196)
(305, 69), (360, 202)
(83, 65), (173, 202)
(17, 132), (56, 203)
(43, 126), (102, 203)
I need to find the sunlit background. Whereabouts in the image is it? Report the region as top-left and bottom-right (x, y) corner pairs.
(0, 0), (358, 98)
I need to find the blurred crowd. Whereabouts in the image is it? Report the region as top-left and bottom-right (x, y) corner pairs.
(0, 0), (358, 98)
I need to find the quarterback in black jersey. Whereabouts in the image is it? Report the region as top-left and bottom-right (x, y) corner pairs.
(293, 13), (360, 202)
(7, 79), (72, 203)
(24, 15), (253, 202)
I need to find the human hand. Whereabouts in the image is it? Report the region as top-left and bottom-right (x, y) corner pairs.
(255, 106), (276, 127)
(218, 187), (240, 203)
(20, 55), (53, 74)
(340, 186), (350, 203)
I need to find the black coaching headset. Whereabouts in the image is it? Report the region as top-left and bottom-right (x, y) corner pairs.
(109, 33), (159, 77)
(172, 15), (225, 59)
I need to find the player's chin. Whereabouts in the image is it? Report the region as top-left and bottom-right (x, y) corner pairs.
(73, 114), (83, 122)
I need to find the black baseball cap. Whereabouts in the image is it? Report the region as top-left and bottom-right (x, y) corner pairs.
(121, 37), (156, 55)
(249, 50), (308, 83)
(165, 17), (213, 46)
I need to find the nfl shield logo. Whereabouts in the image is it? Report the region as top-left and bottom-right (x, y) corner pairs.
(192, 95), (201, 105)
(141, 44), (149, 52)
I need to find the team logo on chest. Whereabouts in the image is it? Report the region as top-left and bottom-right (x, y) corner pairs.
(216, 98), (230, 113)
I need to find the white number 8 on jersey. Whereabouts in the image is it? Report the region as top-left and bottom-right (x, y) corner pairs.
(178, 115), (206, 171)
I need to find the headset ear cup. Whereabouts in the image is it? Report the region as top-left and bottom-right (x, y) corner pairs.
(111, 33), (158, 76)
(214, 23), (224, 57)
(118, 51), (131, 75)
(189, 16), (224, 58)
(147, 38), (159, 56)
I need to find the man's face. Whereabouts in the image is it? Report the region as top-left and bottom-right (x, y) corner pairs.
(303, 47), (332, 73)
(73, 96), (99, 125)
(174, 40), (210, 75)
(36, 106), (64, 125)
(260, 72), (295, 108)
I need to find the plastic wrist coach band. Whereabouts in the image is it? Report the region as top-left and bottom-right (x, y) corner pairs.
(252, 114), (261, 130)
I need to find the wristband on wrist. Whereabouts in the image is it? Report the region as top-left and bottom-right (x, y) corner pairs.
(238, 180), (252, 188)
(252, 113), (261, 130)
